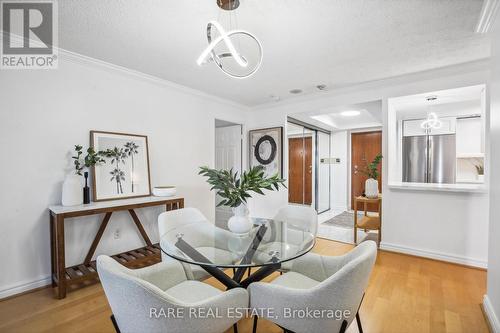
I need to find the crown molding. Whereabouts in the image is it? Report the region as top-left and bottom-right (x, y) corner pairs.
(476, 0), (500, 33)
(251, 59), (491, 112)
(57, 48), (250, 111)
(1, 30), (250, 111)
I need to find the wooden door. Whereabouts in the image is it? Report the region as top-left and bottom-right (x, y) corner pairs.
(288, 137), (312, 205)
(351, 131), (382, 211)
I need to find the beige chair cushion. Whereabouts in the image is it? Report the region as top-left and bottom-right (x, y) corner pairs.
(271, 271), (321, 289)
(164, 280), (222, 303)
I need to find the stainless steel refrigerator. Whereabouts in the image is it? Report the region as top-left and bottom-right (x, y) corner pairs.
(402, 134), (456, 183)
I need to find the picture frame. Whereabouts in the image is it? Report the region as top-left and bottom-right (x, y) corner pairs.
(249, 126), (283, 177)
(90, 131), (151, 201)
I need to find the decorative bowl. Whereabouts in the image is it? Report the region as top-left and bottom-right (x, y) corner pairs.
(152, 186), (177, 197)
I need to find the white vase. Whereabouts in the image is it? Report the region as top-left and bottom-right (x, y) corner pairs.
(477, 174), (485, 182)
(365, 178), (379, 198)
(62, 174), (83, 206)
(227, 204), (253, 234)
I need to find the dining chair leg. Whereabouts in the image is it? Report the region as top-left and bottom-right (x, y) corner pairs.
(110, 314), (121, 333)
(232, 268), (236, 276)
(356, 312), (363, 333)
(248, 267), (251, 277)
(354, 225), (357, 245)
(233, 323), (238, 333)
(338, 319), (348, 333)
(355, 292), (365, 333)
(252, 316), (258, 333)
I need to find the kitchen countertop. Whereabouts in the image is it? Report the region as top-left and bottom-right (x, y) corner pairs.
(388, 182), (487, 193)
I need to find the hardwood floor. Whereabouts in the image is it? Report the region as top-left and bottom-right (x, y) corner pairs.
(0, 238), (489, 333)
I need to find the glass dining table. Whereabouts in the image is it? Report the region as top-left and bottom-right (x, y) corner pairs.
(160, 217), (315, 289)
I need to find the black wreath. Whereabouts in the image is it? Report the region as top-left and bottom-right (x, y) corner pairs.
(254, 135), (277, 165)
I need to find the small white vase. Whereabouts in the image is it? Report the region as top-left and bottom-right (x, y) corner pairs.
(477, 175), (485, 182)
(227, 204), (253, 234)
(365, 178), (379, 198)
(62, 174), (83, 206)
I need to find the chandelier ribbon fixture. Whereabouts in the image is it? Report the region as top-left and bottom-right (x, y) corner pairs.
(420, 112), (443, 130)
(420, 96), (442, 130)
(197, 0), (263, 79)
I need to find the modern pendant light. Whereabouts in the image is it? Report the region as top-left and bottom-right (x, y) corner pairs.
(197, 0), (263, 79)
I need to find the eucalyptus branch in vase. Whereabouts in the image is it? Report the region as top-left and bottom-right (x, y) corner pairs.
(72, 145), (106, 175)
(62, 145), (106, 206)
(199, 165), (286, 233)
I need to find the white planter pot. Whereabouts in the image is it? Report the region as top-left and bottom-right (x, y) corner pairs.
(477, 175), (485, 182)
(227, 204), (253, 234)
(62, 175), (83, 206)
(365, 178), (379, 198)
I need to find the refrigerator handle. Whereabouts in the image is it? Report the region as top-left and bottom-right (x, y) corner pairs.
(427, 136), (433, 183)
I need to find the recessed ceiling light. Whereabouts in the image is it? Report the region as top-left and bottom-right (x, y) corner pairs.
(340, 110), (361, 117)
(316, 84), (327, 91)
(289, 89), (303, 94)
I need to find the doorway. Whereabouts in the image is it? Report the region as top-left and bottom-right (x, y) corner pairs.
(351, 131), (382, 211)
(289, 136), (313, 205)
(287, 119), (331, 213)
(214, 119), (242, 227)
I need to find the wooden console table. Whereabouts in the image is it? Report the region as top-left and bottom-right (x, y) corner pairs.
(353, 195), (382, 247)
(49, 196), (184, 299)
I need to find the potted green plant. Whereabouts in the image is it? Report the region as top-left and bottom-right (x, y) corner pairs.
(62, 145), (105, 206)
(359, 154), (382, 198)
(199, 165), (286, 234)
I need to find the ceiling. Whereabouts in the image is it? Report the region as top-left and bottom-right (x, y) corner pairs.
(58, 1), (490, 106)
(291, 100), (382, 131)
(391, 84), (485, 119)
(390, 84), (484, 111)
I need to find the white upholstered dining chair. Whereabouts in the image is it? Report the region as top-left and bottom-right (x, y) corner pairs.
(249, 241), (377, 333)
(274, 204), (319, 237)
(255, 205), (318, 272)
(97, 255), (248, 333)
(158, 207), (238, 280)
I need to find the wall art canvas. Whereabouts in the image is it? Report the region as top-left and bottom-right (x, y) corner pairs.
(249, 127), (283, 177)
(91, 131), (151, 201)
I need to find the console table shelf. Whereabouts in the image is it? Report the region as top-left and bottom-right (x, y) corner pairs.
(49, 196), (184, 299)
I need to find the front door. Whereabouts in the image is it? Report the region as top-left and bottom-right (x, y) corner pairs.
(288, 137), (312, 205)
(351, 131), (382, 211)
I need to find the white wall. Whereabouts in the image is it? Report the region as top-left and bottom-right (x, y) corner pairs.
(331, 131), (348, 212)
(485, 13), (500, 332)
(0, 52), (248, 298)
(248, 60), (490, 268)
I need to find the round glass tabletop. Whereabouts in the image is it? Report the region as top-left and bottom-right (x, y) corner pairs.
(160, 218), (315, 268)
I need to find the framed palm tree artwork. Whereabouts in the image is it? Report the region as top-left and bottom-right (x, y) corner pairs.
(90, 131), (151, 201)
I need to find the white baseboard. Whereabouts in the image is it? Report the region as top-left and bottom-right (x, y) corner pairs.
(484, 295), (500, 333)
(379, 242), (487, 269)
(0, 275), (51, 300)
